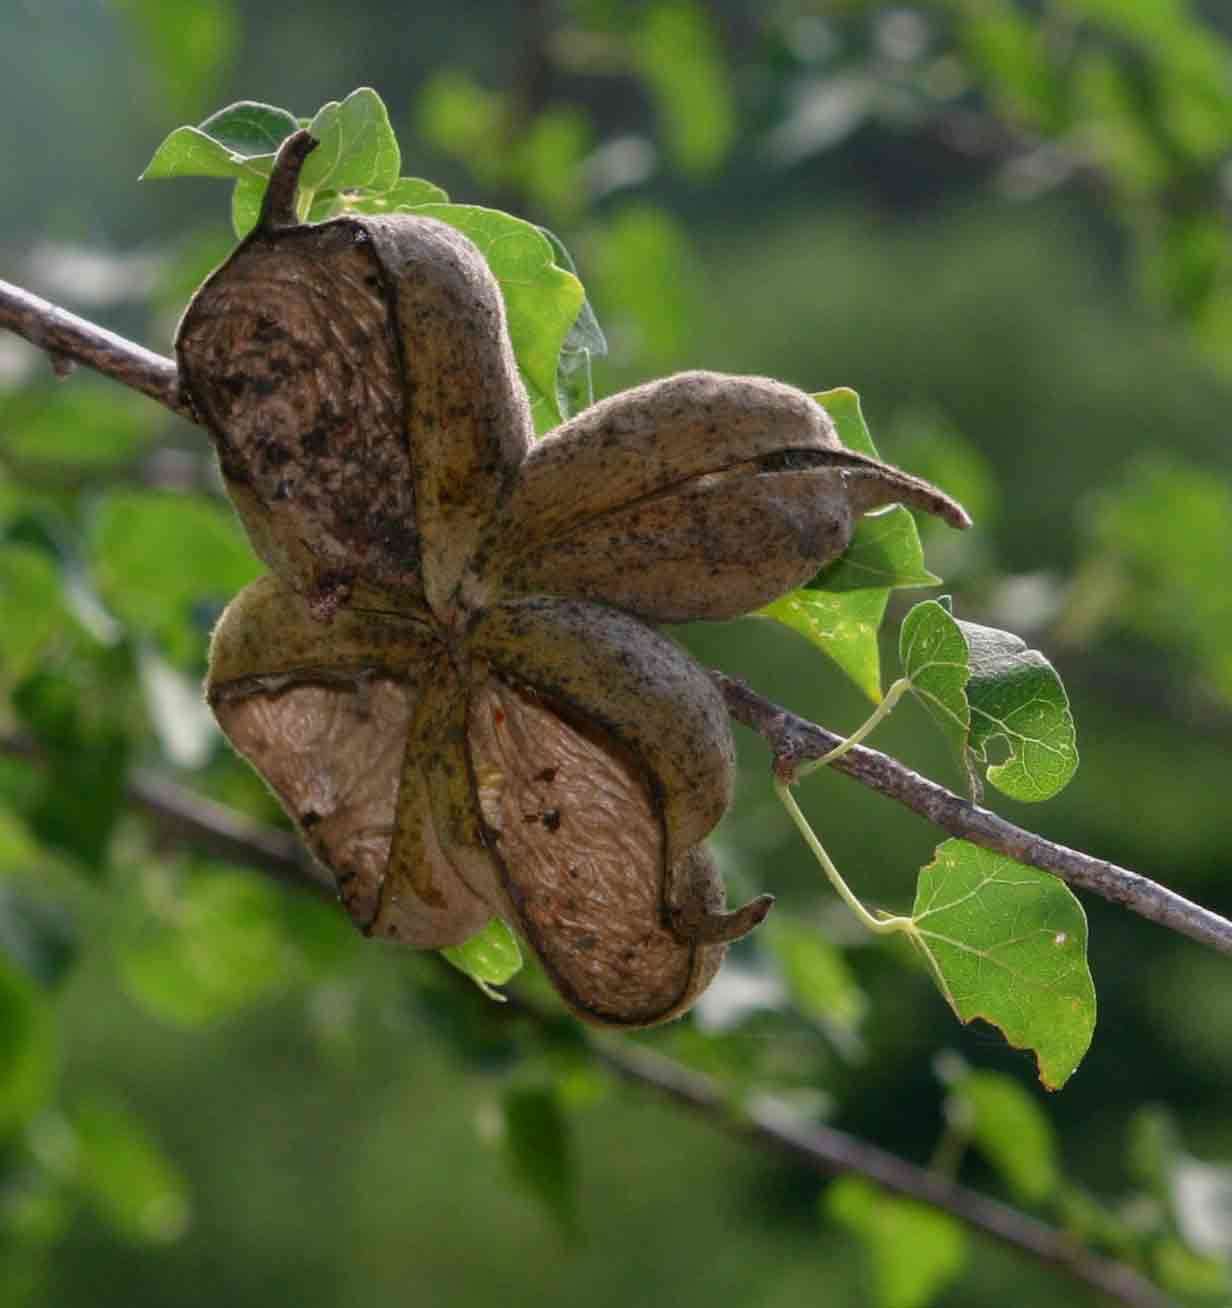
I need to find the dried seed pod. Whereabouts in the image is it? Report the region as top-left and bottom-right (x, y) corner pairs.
(473, 371), (969, 621)
(465, 676), (760, 1026)
(208, 578), (490, 947)
(192, 131), (973, 1027)
(207, 576), (767, 1025)
(469, 597), (737, 863)
(177, 130), (532, 617)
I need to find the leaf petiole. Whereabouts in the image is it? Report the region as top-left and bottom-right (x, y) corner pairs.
(774, 778), (912, 937)
(798, 676), (912, 778)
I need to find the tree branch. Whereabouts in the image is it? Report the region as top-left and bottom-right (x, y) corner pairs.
(2, 279), (1230, 962)
(713, 672), (1232, 958)
(0, 277), (190, 420)
(95, 745), (1177, 1308)
(585, 1037), (1176, 1308)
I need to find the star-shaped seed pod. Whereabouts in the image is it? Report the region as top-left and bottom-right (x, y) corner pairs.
(182, 132), (970, 1026)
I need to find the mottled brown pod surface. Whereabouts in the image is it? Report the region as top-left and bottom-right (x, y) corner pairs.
(177, 137), (531, 617)
(202, 129), (969, 1026)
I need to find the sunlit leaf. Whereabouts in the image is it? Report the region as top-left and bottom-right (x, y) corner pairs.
(345, 177), (450, 214)
(911, 841), (1095, 1089)
(760, 388), (936, 700)
(538, 226), (607, 420)
(413, 204), (584, 433)
(900, 601), (1077, 801)
(760, 587), (891, 705)
(899, 599), (971, 761)
(229, 171), (268, 239)
(442, 918), (523, 1000)
(827, 1176), (967, 1308)
(71, 1094), (191, 1244)
(301, 87), (401, 195)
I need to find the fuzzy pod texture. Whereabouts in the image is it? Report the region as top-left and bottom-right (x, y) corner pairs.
(207, 576), (761, 1025)
(198, 129), (968, 1026)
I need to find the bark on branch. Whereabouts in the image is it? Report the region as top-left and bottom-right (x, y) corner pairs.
(714, 672), (1232, 958)
(2, 277), (1230, 961)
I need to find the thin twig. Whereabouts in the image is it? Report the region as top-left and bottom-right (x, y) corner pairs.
(11, 727), (1168, 1308)
(0, 277), (190, 420)
(713, 671), (1232, 958)
(585, 1036), (1175, 1308)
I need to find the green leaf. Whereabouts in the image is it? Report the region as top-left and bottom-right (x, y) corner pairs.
(759, 587), (891, 703)
(0, 382), (157, 472)
(634, 0), (734, 177)
(229, 171), (267, 240)
(197, 100), (298, 158)
(142, 125), (274, 182)
(11, 651), (134, 871)
(442, 918), (523, 999)
(71, 1094), (190, 1244)
(827, 1176), (967, 1308)
(899, 599), (971, 756)
(301, 88), (401, 196)
(538, 226), (607, 420)
(413, 204), (584, 433)
(499, 1085), (579, 1240)
(759, 388), (937, 701)
(344, 176), (450, 214)
(900, 601), (1078, 802)
(947, 1069), (1060, 1204)
(911, 841), (1096, 1089)
(89, 490), (260, 667)
(0, 546), (68, 690)
(764, 917), (866, 1040)
(117, 867), (319, 1027)
(961, 620), (1078, 802)
(0, 955), (56, 1139)
(817, 387), (878, 458)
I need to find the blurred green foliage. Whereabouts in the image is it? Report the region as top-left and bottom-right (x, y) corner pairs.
(1, 3), (1232, 1307)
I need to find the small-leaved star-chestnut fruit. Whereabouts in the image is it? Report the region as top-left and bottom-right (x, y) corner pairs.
(191, 130), (970, 1026)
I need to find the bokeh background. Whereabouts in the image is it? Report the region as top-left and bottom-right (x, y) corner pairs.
(2, 2), (1232, 1305)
